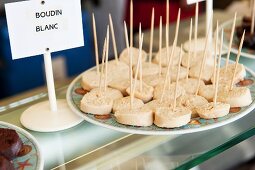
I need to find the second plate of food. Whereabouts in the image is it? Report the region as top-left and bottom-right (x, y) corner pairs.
(0, 121), (43, 170)
(219, 17), (255, 59)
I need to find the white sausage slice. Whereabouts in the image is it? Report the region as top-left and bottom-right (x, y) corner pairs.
(179, 78), (205, 95)
(115, 108), (153, 127)
(154, 107), (192, 128)
(218, 87), (252, 107)
(153, 46), (182, 67)
(153, 83), (185, 102)
(196, 102), (230, 119)
(109, 78), (130, 96)
(119, 47), (147, 66)
(126, 80), (154, 103)
(113, 96), (144, 113)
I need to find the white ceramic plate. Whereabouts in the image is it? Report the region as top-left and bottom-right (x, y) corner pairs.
(0, 121), (43, 170)
(218, 17), (255, 59)
(66, 60), (255, 135)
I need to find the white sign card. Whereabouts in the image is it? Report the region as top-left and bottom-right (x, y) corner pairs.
(5, 0), (84, 59)
(187, 0), (205, 5)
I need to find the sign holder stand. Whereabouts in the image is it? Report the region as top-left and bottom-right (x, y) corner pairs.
(20, 49), (83, 132)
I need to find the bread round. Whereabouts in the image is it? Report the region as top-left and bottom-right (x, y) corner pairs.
(115, 108), (153, 127)
(181, 51), (214, 68)
(198, 84), (228, 102)
(211, 63), (246, 85)
(154, 107), (191, 128)
(184, 95), (208, 118)
(109, 78), (130, 96)
(153, 83), (185, 102)
(119, 47), (147, 66)
(189, 64), (214, 83)
(80, 92), (113, 115)
(196, 102), (230, 119)
(89, 87), (123, 101)
(161, 66), (188, 82)
(107, 60), (130, 81)
(218, 87), (252, 107)
(183, 37), (217, 53)
(80, 87), (123, 115)
(126, 80), (154, 103)
(153, 46), (183, 67)
(133, 62), (160, 78)
(143, 75), (165, 87)
(81, 70), (103, 91)
(179, 78), (205, 95)
(142, 100), (170, 113)
(113, 96), (144, 113)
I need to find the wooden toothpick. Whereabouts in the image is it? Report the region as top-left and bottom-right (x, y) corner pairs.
(168, 9), (181, 87)
(166, 0), (169, 62)
(130, 0), (133, 48)
(124, 21), (133, 109)
(159, 16), (162, 76)
(109, 14), (119, 63)
(160, 39), (177, 102)
(186, 18), (193, 81)
(149, 8), (155, 63)
(213, 21), (219, 88)
(139, 23), (143, 92)
(92, 13), (99, 74)
(166, 0), (169, 39)
(193, 2), (199, 58)
(132, 33), (144, 103)
(173, 8), (181, 44)
(195, 17), (212, 95)
(129, 0), (134, 100)
(251, 0), (255, 34)
(124, 21), (132, 84)
(214, 29), (223, 107)
(99, 38), (106, 95)
(230, 30), (245, 90)
(225, 12), (237, 71)
(104, 26), (110, 92)
(173, 45), (183, 110)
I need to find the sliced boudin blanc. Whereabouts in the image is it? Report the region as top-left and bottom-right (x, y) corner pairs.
(181, 51), (214, 68)
(196, 102), (230, 119)
(119, 47), (147, 66)
(179, 78), (205, 95)
(218, 87), (252, 107)
(143, 75), (165, 87)
(133, 62), (160, 78)
(109, 78), (130, 96)
(153, 46), (182, 67)
(112, 96), (144, 113)
(211, 63), (246, 85)
(153, 83), (185, 102)
(189, 65), (214, 83)
(126, 80), (154, 103)
(154, 107), (192, 128)
(161, 66), (188, 82)
(115, 108), (153, 127)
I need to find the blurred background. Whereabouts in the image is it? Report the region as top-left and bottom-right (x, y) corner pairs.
(0, 0), (250, 100)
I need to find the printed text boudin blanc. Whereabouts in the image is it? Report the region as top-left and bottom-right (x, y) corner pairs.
(35, 10), (62, 32)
